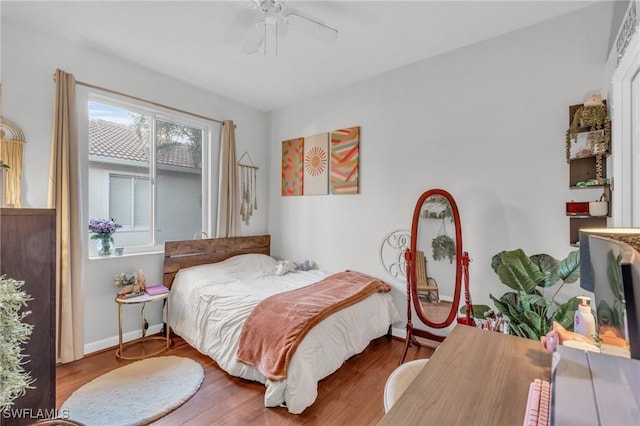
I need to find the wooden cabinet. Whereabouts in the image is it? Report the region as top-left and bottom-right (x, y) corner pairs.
(0, 208), (56, 425)
(566, 103), (611, 246)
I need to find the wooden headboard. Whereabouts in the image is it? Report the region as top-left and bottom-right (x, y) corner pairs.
(163, 235), (271, 288)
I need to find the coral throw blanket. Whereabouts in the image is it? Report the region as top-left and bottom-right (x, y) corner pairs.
(236, 271), (391, 381)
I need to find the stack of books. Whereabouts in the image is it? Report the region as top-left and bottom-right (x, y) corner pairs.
(145, 285), (169, 296)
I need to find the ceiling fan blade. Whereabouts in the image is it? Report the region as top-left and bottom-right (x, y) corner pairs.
(285, 12), (338, 41)
(242, 21), (266, 54)
(223, 6), (260, 45)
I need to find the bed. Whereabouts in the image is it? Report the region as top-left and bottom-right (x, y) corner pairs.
(163, 235), (400, 414)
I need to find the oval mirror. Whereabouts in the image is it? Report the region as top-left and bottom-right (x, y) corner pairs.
(401, 189), (470, 362)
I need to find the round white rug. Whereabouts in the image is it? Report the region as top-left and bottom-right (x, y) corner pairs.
(61, 356), (204, 426)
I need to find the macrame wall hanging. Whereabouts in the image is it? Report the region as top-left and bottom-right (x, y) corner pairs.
(238, 151), (258, 225)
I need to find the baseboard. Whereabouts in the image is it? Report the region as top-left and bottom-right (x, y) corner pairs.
(83, 323), (164, 355)
(391, 326), (406, 339)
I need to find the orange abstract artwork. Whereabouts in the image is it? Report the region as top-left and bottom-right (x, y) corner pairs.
(281, 138), (303, 196)
(330, 126), (359, 194)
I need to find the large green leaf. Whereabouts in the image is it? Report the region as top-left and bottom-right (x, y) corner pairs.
(491, 293), (523, 323)
(558, 250), (580, 283)
(517, 322), (540, 340)
(613, 299), (626, 329)
(491, 252), (505, 274)
(459, 304), (492, 320)
(496, 249), (544, 293)
(607, 250), (623, 300)
(530, 254), (560, 287)
(523, 309), (544, 336)
(488, 248), (585, 342)
(552, 297), (579, 331)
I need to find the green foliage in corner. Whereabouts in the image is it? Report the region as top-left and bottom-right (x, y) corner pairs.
(462, 249), (581, 341)
(0, 275), (34, 410)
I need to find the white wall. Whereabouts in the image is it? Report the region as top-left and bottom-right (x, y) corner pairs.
(268, 3), (616, 336)
(0, 2), (619, 352)
(1, 17), (269, 352)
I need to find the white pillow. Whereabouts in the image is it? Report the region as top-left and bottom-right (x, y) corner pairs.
(174, 253), (277, 285)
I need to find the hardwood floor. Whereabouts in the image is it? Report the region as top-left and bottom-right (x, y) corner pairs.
(56, 334), (433, 425)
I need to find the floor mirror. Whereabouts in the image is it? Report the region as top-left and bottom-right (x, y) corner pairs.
(400, 188), (474, 363)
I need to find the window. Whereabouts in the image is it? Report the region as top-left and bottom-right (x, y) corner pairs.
(87, 95), (214, 255)
(109, 174), (150, 230)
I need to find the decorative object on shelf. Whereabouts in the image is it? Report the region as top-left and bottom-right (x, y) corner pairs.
(136, 269), (146, 292)
(589, 193), (609, 217)
(565, 94), (610, 182)
(566, 201), (590, 216)
(88, 217), (121, 256)
(575, 177), (610, 187)
(238, 151), (259, 225)
(114, 272), (143, 298)
(379, 229), (411, 282)
(0, 275), (34, 410)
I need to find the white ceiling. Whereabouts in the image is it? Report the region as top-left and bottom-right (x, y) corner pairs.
(2, 1), (599, 111)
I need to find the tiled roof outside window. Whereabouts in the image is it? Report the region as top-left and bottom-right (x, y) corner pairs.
(89, 119), (200, 169)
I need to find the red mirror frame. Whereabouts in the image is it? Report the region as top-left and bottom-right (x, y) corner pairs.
(400, 188), (473, 364)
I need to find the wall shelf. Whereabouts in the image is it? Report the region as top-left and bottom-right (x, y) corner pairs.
(566, 102), (611, 245)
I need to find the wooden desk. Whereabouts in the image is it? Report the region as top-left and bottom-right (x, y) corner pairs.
(380, 325), (551, 425)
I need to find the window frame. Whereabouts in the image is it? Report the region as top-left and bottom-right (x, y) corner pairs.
(104, 171), (151, 232)
(83, 90), (217, 256)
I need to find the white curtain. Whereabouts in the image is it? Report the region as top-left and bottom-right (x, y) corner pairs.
(48, 68), (84, 362)
(216, 120), (240, 237)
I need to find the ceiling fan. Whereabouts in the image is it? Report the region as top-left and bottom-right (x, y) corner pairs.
(235, 0), (339, 55)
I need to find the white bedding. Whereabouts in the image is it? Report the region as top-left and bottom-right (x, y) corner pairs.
(168, 254), (400, 414)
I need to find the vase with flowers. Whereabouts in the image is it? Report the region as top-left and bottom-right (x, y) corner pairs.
(89, 218), (121, 256)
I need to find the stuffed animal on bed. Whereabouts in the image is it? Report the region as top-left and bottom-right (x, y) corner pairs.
(274, 260), (297, 276)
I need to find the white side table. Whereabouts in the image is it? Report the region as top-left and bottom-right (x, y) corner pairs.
(115, 292), (171, 360)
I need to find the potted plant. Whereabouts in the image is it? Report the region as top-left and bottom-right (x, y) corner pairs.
(432, 234), (456, 264)
(462, 249), (580, 340)
(88, 218), (121, 256)
(0, 275), (34, 411)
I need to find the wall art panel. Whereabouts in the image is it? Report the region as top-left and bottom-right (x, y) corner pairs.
(281, 137), (303, 196)
(330, 126), (360, 194)
(303, 133), (329, 195)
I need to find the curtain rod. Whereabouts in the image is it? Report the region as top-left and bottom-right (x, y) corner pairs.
(74, 80), (225, 125)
